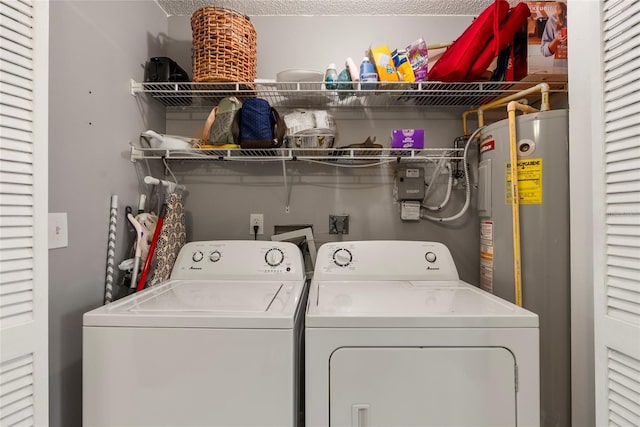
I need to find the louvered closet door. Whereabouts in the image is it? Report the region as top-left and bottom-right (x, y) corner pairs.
(597, 1), (640, 425)
(0, 0), (48, 425)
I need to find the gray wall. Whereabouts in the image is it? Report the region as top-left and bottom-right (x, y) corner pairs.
(167, 15), (474, 79)
(46, 7), (512, 426)
(166, 15), (482, 283)
(48, 2), (167, 426)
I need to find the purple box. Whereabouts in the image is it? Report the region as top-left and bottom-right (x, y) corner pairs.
(391, 129), (424, 149)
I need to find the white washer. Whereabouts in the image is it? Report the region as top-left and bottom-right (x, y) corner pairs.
(83, 240), (307, 427)
(306, 241), (539, 427)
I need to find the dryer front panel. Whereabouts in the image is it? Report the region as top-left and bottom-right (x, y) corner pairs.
(329, 347), (516, 427)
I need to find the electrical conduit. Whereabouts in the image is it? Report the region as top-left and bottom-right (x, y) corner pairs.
(423, 162), (453, 211)
(421, 126), (483, 222)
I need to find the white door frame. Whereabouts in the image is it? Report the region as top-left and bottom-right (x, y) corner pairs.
(0, 0), (49, 424)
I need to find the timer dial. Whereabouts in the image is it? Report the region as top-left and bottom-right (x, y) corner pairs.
(192, 251), (204, 262)
(209, 250), (221, 262)
(425, 252), (437, 263)
(265, 248), (285, 267)
(333, 248), (353, 267)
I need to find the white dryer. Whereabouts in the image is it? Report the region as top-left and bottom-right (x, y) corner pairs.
(84, 240), (307, 427)
(305, 241), (539, 427)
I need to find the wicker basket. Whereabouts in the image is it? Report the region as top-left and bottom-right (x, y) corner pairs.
(191, 7), (257, 83)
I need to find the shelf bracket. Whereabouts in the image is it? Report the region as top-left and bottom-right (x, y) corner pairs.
(130, 146), (144, 162)
(130, 79), (142, 96)
(282, 160), (291, 214)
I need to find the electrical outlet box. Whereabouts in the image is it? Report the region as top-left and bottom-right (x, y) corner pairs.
(401, 201), (421, 221)
(250, 213), (264, 235)
(329, 215), (349, 234)
(397, 165), (425, 201)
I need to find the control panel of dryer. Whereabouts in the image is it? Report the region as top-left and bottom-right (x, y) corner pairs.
(171, 241), (305, 281)
(314, 241), (459, 282)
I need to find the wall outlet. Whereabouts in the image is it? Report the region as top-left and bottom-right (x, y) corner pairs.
(329, 215), (349, 234)
(250, 213), (264, 235)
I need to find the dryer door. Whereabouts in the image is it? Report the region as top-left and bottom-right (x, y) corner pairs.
(330, 347), (516, 427)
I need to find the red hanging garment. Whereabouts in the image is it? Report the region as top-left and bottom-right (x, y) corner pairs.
(464, 3), (531, 81)
(428, 0), (510, 82)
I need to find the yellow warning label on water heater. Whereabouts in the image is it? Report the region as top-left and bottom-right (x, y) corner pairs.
(505, 158), (543, 204)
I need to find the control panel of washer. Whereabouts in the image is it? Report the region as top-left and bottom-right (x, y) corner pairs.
(315, 241), (459, 281)
(171, 241), (305, 281)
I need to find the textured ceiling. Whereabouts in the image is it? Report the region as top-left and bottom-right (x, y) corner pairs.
(155, 0), (521, 17)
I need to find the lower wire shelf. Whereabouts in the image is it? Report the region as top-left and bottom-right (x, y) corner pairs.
(130, 146), (463, 163)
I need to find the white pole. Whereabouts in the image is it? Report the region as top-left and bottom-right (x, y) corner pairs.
(104, 195), (118, 304)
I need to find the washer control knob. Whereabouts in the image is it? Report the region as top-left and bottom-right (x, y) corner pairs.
(333, 248), (353, 267)
(265, 248), (284, 267)
(425, 252), (437, 263)
(192, 251), (204, 262)
(209, 250), (221, 262)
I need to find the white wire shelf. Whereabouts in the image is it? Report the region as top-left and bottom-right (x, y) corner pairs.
(130, 146), (463, 162)
(130, 79), (567, 109)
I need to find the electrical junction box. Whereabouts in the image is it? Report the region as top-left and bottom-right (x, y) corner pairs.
(401, 201), (421, 221)
(397, 165), (425, 201)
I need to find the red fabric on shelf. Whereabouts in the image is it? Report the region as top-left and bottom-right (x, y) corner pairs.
(464, 3), (532, 81)
(428, 0), (510, 82)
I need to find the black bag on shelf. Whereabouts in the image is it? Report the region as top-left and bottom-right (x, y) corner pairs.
(144, 57), (192, 106)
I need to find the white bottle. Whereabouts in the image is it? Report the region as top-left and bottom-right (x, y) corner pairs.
(346, 57), (360, 82)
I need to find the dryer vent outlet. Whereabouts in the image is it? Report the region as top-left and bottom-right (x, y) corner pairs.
(329, 215), (349, 234)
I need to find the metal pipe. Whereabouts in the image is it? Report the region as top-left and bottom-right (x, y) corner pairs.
(461, 109), (477, 136)
(506, 100), (536, 307)
(478, 83), (550, 127)
(426, 42), (452, 50)
(462, 98), (529, 136)
(479, 98), (537, 128)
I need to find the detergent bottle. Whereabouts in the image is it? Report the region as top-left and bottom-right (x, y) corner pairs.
(359, 57), (378, 90)
(324, 64), (338, 90)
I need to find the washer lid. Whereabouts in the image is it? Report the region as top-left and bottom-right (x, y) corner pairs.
(305, 280), (538, 328)
(84, 279), (306, 329)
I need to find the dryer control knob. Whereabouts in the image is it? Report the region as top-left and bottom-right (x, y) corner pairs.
(333, 248), (353, 267)
(265, 248), (284, 267)
(192, 251), (204, 262)
(425, 252), (437, 263)
(209, 250), (221, 262)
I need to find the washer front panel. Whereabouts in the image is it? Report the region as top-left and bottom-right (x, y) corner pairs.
(330, 347), (516, 427)
(172, 241), (305, 281)
(314, 241), (459, 282)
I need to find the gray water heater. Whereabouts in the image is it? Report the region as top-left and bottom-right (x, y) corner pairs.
(477, 109), (570, 427)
